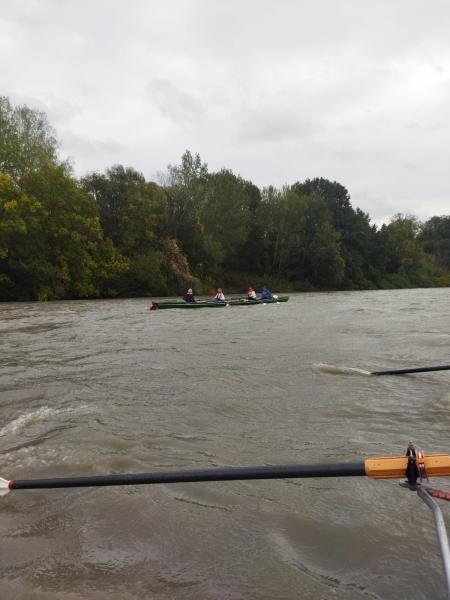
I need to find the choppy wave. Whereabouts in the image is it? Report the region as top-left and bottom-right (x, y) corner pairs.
(0, 405), (87, 437)
(2, 292), (450, 599)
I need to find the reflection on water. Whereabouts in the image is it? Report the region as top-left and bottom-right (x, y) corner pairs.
(1, 289), (450, 599)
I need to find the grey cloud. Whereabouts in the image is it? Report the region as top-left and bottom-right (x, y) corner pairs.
(76, 83), (100, 99)
(5, 91), (83, 128)
(42, 98), (83, 127)
(399, 163), (420, 172)
(1, 0), (449, 224)
(406, 122), (422, 131)
(237, 105), (319, 144)
(4, 0), (57, 27)
(61, 131), (125, 161)
(146, 79), (205, 126)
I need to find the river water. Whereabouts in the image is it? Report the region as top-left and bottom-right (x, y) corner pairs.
(1, 289), (450, 599)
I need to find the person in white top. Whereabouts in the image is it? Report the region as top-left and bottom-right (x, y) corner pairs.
(214, 288), (225, 302)
(247, 287), (256, 300)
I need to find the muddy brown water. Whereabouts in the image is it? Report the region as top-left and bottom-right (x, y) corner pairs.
(1, 289), (450, 599)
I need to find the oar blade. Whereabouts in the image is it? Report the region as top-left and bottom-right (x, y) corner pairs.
(0, 477), (10, 497)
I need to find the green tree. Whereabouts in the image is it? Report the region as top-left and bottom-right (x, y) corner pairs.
(249, 185), (285, 277)
(202, 169), (251, 270)
(284, 191), (344, 286)
(162, 152), (252, 278)
(161, 151), (209, 274)
(253, 187), (344, 286)
(292, 177), (377, 288)
(0, 96), (60, 181)
(419, 216), (450, 268)
(308, 222), (345, 286)
(19, 165), (125, 300)
(81, 165), (146, 248)
(114, 178), (170, 296)
(82, 165), (198, 295)
(164, 150), (209, 240)
(0, 172), (50, 300)
(379, 214), (426, 275)
(252, 186), (303, 278)
(232, 179), (264, 274)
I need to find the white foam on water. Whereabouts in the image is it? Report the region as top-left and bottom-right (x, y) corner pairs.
(0, 404), (88, 437)
(0, 406), (58, 437)
(1, 444), (100, 472)
(314, 363), (371, 376)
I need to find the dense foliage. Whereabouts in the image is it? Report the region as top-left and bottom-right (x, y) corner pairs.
(1, 97), (450, 301)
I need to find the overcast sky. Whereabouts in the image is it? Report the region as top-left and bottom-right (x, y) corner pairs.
(1, 0), (449, 225)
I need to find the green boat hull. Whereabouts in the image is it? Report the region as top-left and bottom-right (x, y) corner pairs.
(150, 296), (290, 310)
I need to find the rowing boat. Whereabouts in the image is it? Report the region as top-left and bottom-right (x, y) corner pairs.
(150, 296), (290, 310)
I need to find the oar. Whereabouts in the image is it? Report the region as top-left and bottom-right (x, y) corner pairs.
(2, 449), (450, 494)
(0, 463), (364, 495)
(194, 297), (235, 303)
(370, 365), (450, 376)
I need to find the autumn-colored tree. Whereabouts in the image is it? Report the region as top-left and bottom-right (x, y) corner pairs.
(0, 172), (49, 300)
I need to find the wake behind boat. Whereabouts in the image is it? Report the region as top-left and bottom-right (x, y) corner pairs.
(150, 296), (290, 310)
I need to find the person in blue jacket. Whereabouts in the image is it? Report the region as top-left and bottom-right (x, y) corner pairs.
(183, 288), (196, 302)
(261, 286), (273, 299)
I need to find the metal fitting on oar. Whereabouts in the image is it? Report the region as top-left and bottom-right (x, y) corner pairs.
(416, 449), (429, 483)
(405, 444), (432, 484)
(406, 442), (420, 486)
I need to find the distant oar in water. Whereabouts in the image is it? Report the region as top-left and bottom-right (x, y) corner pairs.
(370, 365), (450, 376)
(186, 295), (278, 304)
(192, 297), (242, 302)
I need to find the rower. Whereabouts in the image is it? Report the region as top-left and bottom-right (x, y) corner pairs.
(183, 288), (196, 303)
(261, 286), (272, 300)
(214, 288), (225, 302)
(247, 287), (256, 300)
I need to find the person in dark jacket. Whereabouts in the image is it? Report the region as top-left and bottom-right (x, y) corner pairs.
(261, 286), (273, 299)
(183, 288), (196, 302)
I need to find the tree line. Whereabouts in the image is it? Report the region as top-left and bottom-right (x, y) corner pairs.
(1, 95), (450, 302)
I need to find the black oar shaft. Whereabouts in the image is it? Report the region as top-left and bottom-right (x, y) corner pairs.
(371, 365), (450, 376)
(10, 462), (366, 490)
